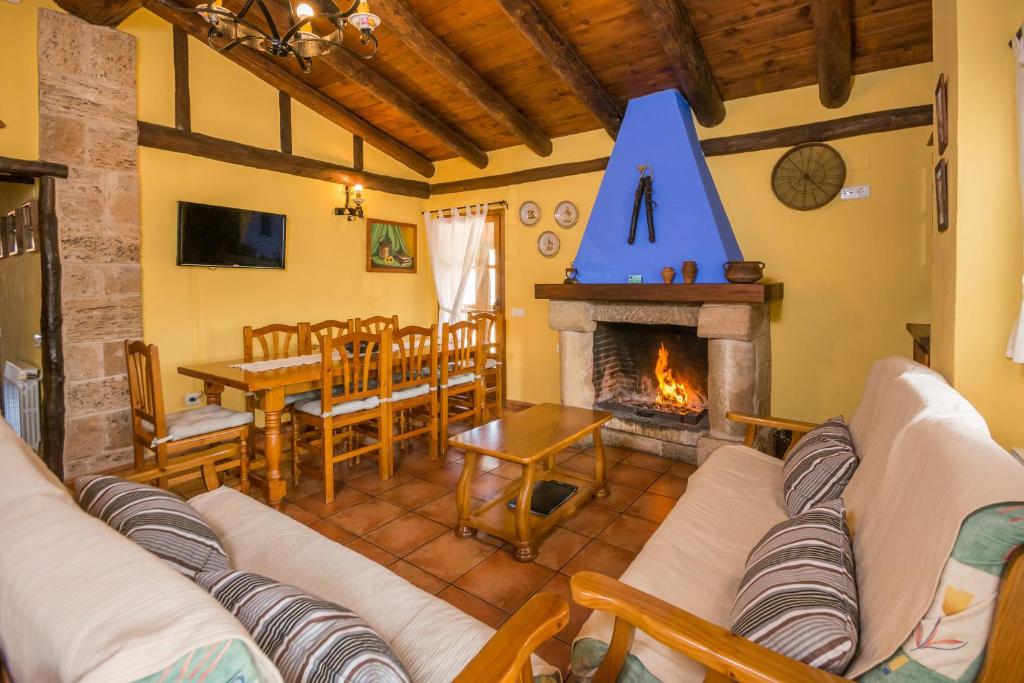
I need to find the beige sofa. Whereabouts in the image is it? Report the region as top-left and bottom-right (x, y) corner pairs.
(0, 418), (563, 682)
(572, 357), (1024, 681)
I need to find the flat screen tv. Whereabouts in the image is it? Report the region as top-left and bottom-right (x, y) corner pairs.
(177, 201), (286, 269)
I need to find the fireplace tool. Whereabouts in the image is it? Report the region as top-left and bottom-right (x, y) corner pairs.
(627, 165), (656, 244)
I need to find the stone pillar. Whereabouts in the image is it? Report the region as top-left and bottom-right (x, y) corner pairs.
(38, 10), (142, 479)
(549, 301), (597, 409)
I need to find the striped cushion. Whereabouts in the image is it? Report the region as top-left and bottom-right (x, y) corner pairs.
(730, 500), (859, 675)
(197, 570), (411, 683)
(75, 475), (229, 579)
(782, 416), (859, 516)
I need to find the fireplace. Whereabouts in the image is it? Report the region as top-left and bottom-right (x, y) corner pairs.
(538, 293), (778, 465)
(593, 323), (709, 430)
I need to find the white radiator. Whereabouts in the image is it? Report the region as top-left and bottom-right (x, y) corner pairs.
(3, 360), (41, 451)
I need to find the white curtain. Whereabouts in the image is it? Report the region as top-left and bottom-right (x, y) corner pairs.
(424, 204), (489, 325)
(1007, 29), (1024, 362)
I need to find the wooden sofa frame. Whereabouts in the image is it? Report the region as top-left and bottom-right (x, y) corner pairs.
(567, 411), (1024, 683)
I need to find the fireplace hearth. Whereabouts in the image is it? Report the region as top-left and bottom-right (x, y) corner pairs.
(538, 290), (778, 465)
(593, 322), (709, 431)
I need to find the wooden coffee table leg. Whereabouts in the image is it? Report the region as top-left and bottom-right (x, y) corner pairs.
(455, 450), (478, 537)
(513, 462), (537, 562)
(593, 427), (610, 498)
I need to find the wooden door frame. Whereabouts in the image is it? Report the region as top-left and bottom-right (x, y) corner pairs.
(0, 156), (69, 477)
(488, 208), (507, 397)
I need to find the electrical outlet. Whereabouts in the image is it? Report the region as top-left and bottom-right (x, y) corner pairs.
(510, 307), (526, 318)
(184, 392), (202, 406)
(840, 184), (871, 200)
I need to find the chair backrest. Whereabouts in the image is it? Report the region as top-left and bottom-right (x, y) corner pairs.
(320, 330), (390, 414)
(243, 323), (308, 361)
(309, 319), (352, 351)
(124, 340), (167, 440)
(440, 320), (481, 383)
(469, 311), (502, 360)
(356, 315), (399, 335)
(393, 325), (438, 392)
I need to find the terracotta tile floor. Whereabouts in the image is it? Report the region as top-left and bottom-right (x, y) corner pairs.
(192, 405), (698, 679)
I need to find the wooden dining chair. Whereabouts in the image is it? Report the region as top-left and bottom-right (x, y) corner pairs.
(390, 325), (440, 468)
(123, 340), (252, 492)
(355, 315), (399, 335)
(291, 330), (392, 503)
(439, 320), (485, 455)
(470, 311), (504, 420)
(242, 322), (315, 479)
(309, 319), (353, 350)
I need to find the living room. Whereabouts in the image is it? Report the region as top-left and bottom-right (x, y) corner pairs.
(0, 1), (1022, 682)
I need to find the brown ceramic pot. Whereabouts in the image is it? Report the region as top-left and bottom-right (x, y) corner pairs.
(660, 266), (676, 284)
(723, 261), (766, 283)
(682, 260), (698, 284)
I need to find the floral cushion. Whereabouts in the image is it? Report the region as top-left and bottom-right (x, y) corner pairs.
(859, 503), (1024, 682)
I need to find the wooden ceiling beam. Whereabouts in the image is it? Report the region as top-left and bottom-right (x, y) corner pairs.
(374, 0), (552, 157)
(492, 0), (622, 138)
(809, 0), (853, 108)
(54, 0), (143, 26)
(143, 1), (436, 177)
(138, 121), (431, 197)
(262, 0), (489, 169)
(636, 0), (725, 128)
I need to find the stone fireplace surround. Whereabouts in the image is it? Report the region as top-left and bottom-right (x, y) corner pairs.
(548, 299), (771, 465)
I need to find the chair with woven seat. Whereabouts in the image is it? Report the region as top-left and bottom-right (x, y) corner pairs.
(439, 319), (484, 455)
(124, 341), (252, 492)
(470, 311), (504, 420)
(291, 330), (392, 503)
(355, 315), (399, 335)
(243, 322), (315, 483)
(389, 324), (440, 469)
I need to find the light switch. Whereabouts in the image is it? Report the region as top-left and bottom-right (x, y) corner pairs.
(33, 334), (42, 349)
(840, 185), (871, 200)
(510, 307), (526, 318)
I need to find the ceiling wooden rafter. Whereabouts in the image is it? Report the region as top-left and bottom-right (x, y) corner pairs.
(59, 0), (932, 169)
(492, 0), (622, 137)
(374, 0), (553, 157)
(636, 0), (725, 127)
(142, 0), (437, 177)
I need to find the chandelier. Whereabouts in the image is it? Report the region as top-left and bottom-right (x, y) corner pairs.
(161, 0), (382, 71)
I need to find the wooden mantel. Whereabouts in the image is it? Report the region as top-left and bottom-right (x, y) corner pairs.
(534, 283), (783, 304)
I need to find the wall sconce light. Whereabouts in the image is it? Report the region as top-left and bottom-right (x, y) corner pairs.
(335, 183), (364, 221)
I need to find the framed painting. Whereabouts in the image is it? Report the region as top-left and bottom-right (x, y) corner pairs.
(935, 73), (949, 155)
(2, 211), (17, 256)
(366, 218), (417, 274)
(935, 158), (949, 232)
(17, 201), (37, 253)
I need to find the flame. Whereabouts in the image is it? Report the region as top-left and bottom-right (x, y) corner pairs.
(654, 342), (692, 409)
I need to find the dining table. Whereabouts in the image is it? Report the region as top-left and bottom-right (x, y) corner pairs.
(178, 356), (327, 510)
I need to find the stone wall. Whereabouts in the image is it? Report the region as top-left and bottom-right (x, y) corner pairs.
(38, 9), (142, 479)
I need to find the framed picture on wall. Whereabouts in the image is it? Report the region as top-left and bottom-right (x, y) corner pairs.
(935, 73), (949, 155)
(17, 202), (37, 253)
(935, 158), (949, 232)
(366, 218), (417, 274)
(3, 211), (17, 256)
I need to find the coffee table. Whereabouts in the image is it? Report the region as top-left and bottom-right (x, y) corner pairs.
(451, 403), (613, 562)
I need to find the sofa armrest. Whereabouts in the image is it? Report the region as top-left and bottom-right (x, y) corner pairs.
(454, 592), (569, 683)
(570, 571), (848, 683)
(725, 411), (819, 455)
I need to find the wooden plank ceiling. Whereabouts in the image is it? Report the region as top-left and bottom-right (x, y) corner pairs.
(148, 0), (932, 172)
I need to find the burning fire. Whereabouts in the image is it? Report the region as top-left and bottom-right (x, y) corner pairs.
(655, 342), (695, 410)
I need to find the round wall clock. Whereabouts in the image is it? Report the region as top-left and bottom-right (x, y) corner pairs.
(537, 230), (560, 257)
(771, 143), (847, 211)
(519, 201), (541, 226)
(553, 200), (579, 228)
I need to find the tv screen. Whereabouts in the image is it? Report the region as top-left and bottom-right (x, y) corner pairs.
(177, 201), (286, 269)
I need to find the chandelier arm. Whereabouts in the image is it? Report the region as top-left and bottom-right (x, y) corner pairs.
(358, 30), (379, 58)
(253, 0), (283, 41)
(293, 51), (313, 74)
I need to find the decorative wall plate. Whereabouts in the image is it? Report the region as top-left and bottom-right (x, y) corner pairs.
(771, 143), (846, 211)
(537, 230), (560, 257)
(553, 200), (579, 228)
(519, 201), (541, 227)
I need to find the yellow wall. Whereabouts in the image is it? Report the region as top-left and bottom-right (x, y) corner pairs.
(931, 0), (1024, 448)
(0, 182), (42, 375)
(118, 10), (434, 407)
(428, 65), (934, 422)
